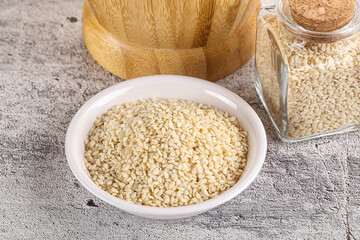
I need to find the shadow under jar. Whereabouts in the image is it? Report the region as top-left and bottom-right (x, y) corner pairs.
(255, 0), (360, 142)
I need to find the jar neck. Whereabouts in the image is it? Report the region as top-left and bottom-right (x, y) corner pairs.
(276, 0), (360, 43)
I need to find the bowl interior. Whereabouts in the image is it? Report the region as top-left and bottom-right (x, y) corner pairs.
(66, 75), (266, 218)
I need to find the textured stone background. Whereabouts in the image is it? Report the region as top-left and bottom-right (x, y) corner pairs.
(1, 0), (359, 239)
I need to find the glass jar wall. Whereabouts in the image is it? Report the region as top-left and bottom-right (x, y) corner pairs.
(255, 0), (360, 142)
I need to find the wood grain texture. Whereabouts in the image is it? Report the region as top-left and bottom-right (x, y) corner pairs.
(83, 0), (260, 81)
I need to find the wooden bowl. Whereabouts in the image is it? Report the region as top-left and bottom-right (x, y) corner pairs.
(83, 0), (261, 81)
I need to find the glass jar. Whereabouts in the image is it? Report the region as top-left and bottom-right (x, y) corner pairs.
(255, 0), (360, 142)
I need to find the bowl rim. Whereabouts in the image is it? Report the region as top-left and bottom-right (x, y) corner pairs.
(65, 75), (267, 217)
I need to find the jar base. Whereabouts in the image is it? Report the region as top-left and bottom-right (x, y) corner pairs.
(255, 75), (360, 142)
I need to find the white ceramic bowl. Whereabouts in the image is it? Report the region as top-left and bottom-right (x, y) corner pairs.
(65, 75), (267, 219)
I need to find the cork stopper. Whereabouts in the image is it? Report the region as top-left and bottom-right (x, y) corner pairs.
(289, 0), (356, 32)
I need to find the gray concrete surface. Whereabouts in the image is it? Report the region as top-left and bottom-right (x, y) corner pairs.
(0, 0), (359, 239)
